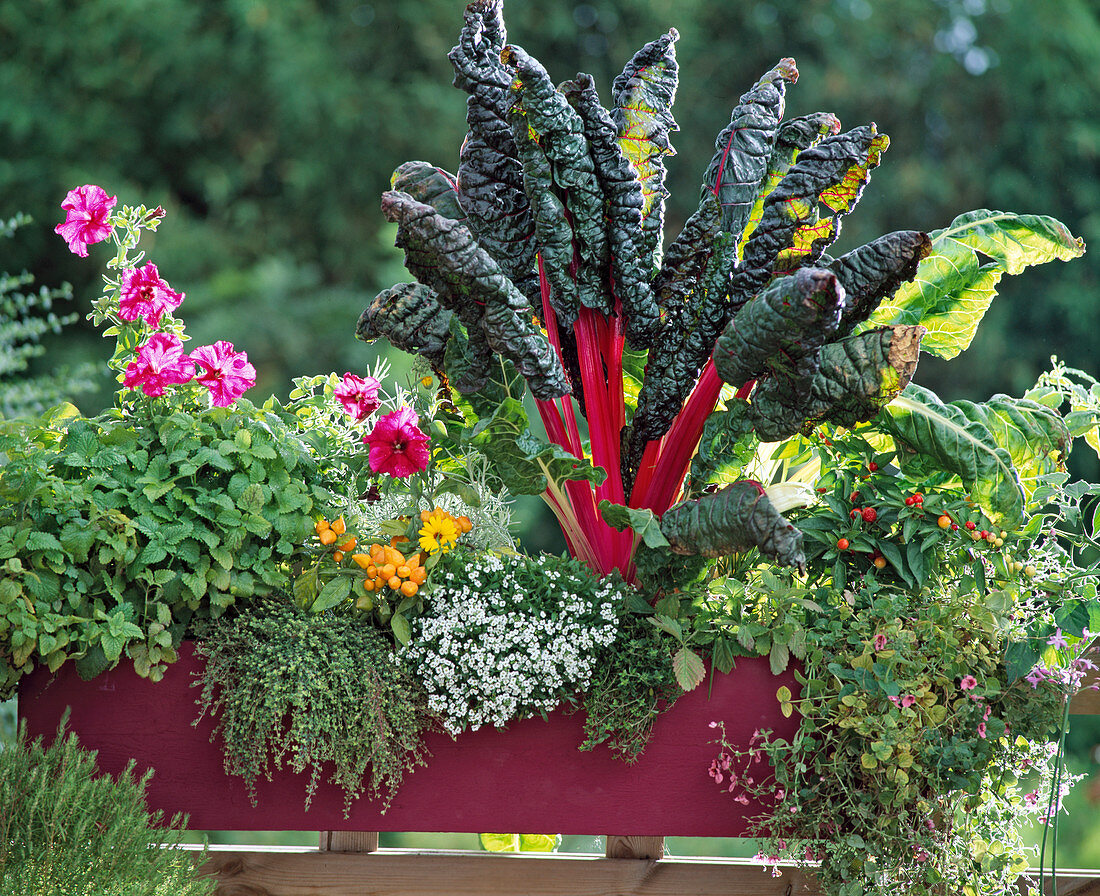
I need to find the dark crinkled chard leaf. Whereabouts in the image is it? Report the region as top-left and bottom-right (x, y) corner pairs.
(623, 231), (738, 485)
(561, 73), (659, 347)
(827, 231), (931, 338)
(868, 210), (1086, 359)
(739, 112), (841, 251)
(749, 324), (924, 441)
(357, 282), (454, 368)
(732, 125), (888, 305)
(448, 0), (538, 302)
(612, 28), (679, 267)
(661, 480), (806, 571)
(390, 161), (467, 223)
(702, 58), (797, 241)
(382, 190), (569, 399)
(443, 318), (494, 395)
(503, 44), (611, 315)
(713, 267), (845, 390)
(651, 195), (721, 319)
(687, 400), (757, 496)
(881, 383), (1035, 527)
(510, 112), (579, 330)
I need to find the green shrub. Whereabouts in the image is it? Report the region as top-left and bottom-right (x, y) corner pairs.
(0, 717), (214, 896)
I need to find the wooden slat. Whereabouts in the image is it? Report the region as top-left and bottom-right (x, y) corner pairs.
(605, 836), (665, 859)
(1070, 652), (1100, 715)
(192, 848), (1100, 896)
(319, 831), (379, 852)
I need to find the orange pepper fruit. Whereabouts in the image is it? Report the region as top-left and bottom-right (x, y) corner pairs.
(330, 517), (347, 536)
(351, 554), (371, 569)
(366, 564), (378, 578)
(400, 580), (418, 597)
(315, 518), (330, 534)
(333, 551), (344, 562)
(318, 528), (337, 546)
(396, 565), (411, 578)
(363, 579), (376, 592)
(337, 537), (357, 552)
(387, 575), (402, 590)
(381, 563), (397, 580)
(409, 567), (427, 585)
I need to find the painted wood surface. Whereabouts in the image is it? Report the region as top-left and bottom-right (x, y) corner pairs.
(18, 642), (800, 836)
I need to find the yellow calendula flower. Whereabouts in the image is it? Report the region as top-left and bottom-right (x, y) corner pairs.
(419, 507), (460, 555)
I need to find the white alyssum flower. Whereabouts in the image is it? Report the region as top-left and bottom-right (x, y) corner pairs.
(405, 552), (627, 735)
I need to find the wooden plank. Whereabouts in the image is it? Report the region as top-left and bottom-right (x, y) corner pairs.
(605, 836), (665, 859)
(192, 848), (1100, 896)
(1070, 651), (1100, 715)
(319, 831), (379, 852)
(195, 849), (822, 896)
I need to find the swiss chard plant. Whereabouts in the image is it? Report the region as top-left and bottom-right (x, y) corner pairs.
(360, 0), (1085, 587)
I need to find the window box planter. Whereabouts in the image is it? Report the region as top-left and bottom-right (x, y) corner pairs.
(18, 642), (799, 837)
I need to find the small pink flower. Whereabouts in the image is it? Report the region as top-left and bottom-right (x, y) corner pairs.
(1026, 666), (1047, 688)
(189, 341), (257, 407)
(873, 633), (888, 651)
(977, 722), (987, 738)
(913, 847), (930, 862)
(1025, 791), (1040, 807)
(118, 263), (185, 327)
(1047, 628), (1069, 650)
(123, 333), (195, 396)
(959, 675), (978, 691)
(901, 694), (917, 708)
(365, 406), (430, 478)
(333, 372), (382, 420)
(54, 184), (117, 257)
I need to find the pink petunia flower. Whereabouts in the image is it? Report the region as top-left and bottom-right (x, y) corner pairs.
(959, 675), (978, 691)
(189, 341), (257, 407)
(123, 333), (195, 396)
(118, 263), (185, 327)
(333, 372), (382, 420)
(55, 184), (117, 257)
(365, 406), (430, 478)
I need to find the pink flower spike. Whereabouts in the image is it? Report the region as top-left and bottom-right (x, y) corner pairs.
(365, 406), (430, 478)
(959, 675), (978, 691)
(123, 333), (195, 396)
(118, 263), (185, 327)
(333, 372), (382, 420)
(189, 341), (257, 407)
(55, 184), (117, 257)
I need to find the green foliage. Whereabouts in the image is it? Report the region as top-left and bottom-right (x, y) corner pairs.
(0, 397), (326, 696)
(0, 214), (97, 417)
(0, 717), (213, 896)
(193, 599), (435, 817)
(577, 608), (681, 761)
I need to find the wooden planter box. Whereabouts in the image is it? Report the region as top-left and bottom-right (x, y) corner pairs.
(17, 642), (799, 837)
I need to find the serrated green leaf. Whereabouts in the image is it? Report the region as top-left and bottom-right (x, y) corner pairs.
(869, 210), (1085, 359)
(598, 500), (669, 549)
(673, 646), (705, 691)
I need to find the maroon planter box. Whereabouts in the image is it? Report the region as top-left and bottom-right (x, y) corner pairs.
(18, 642), (799, 836)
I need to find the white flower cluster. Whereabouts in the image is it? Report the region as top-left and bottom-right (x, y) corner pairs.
(405, 553), (622, 735)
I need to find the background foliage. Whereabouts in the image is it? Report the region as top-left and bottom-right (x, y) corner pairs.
(3, 0), (1098, 865)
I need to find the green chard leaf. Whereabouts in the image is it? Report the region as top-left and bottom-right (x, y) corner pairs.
(733, 125), (888, 306)
(381, 190), (569, 399)
(702, 58), (798, 241)
(597, 500), (670, 549)
(825, 231), (932, 337)
(503, 44), (611, 315)
(510, 111), (579, 331)
(882, 383), (1039, 526)
(561, 73), (659, 347)
(749, 324), (925, 442)
(651, 194), (722, 319)
(357, 282), (454, 368)
(448, 0), (539, 302)
(390, 161), (467, 223)
(623, 230), (738, 484)
(687, 400), (757, 495)
(868, 210), (1086, 359)
(660, 480), (806, 571)
(739, 111), (842, 249)
(612, 28), (679, 267)
(712, 267), (845, 391)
